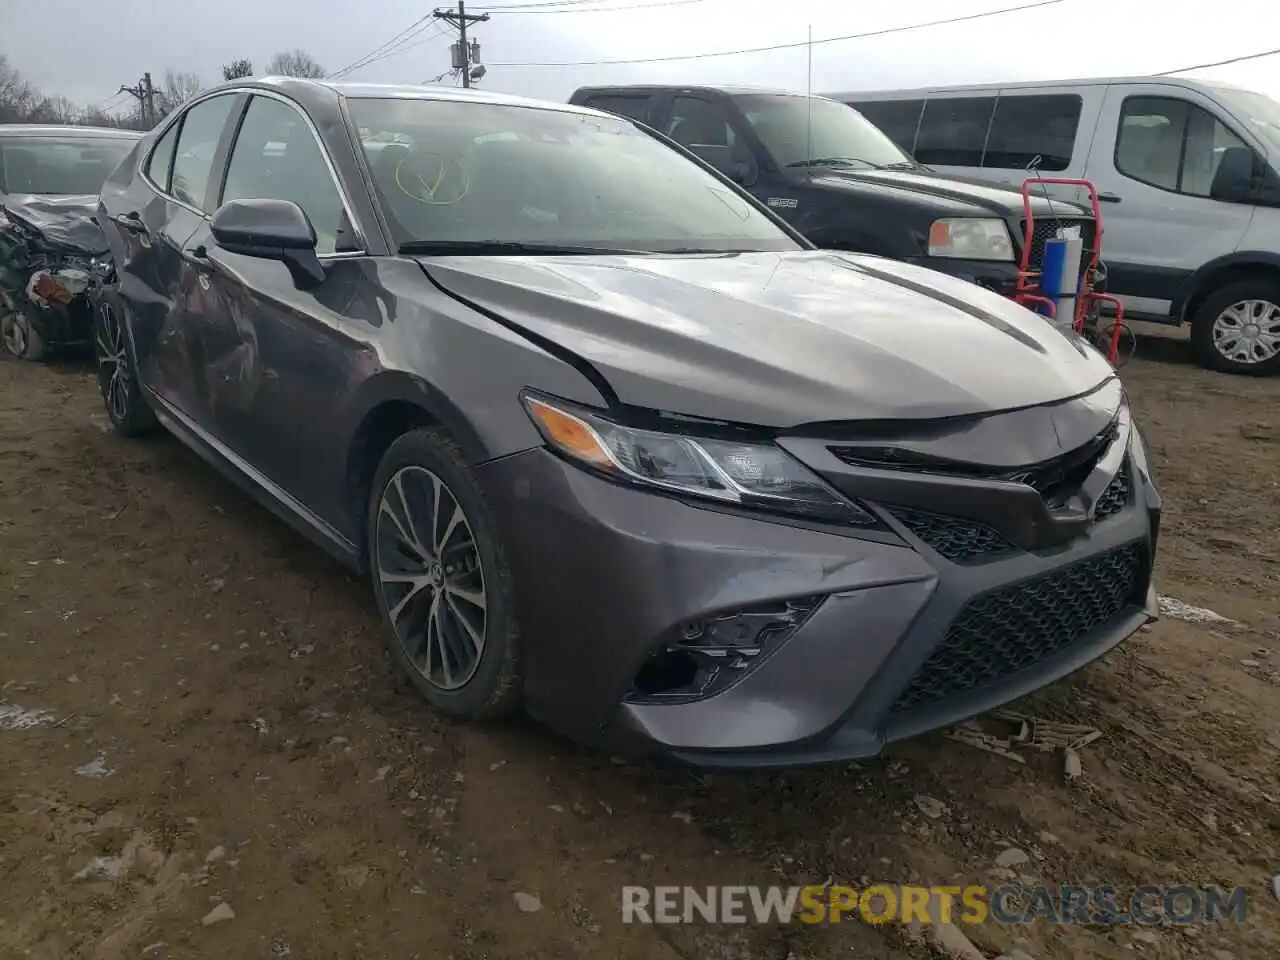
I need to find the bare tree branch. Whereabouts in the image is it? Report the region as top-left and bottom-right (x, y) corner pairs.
(222, 59), (253, 81)
(266, 49), (326, 79)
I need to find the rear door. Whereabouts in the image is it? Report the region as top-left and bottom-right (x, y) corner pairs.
(1083, 83), (1257, 319)
(103, 92), (242, 419)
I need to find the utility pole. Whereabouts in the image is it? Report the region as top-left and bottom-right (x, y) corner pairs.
(117, 73), (157, 128)
(433, 2), (489, 88)
(143, 72), (156, 128)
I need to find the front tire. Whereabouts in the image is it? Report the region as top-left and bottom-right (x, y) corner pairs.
(93, 291), (157, 436)
(0, 293), (47, 362)
(367, 428), (523, 720)
(1190, 278), (1280, 375)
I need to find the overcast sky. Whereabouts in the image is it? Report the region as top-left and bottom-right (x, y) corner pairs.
(5, 0), (1280, 113)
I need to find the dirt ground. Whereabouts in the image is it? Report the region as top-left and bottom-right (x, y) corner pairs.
(1, 324), (1278, 960)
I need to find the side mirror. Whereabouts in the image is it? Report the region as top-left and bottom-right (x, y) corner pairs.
(1210, 146), (1256, 203)
(210, 198), (325, 288)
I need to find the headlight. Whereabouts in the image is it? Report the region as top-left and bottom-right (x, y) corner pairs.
(522, 394), (877, 526)
(927, 218), (1014, 261)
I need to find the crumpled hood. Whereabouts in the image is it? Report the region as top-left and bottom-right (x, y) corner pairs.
(0, 194), (106, 255)
(420, 249), (1113, 427)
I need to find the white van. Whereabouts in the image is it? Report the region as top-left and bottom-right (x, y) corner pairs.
(827, 76), (1280, 375)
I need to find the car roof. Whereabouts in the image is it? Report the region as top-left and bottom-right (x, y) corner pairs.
(827, 75), (1257, 99)
(188, 75), (614, 121)
(573, 83), (814, 99)
(0, 124), (143, 139)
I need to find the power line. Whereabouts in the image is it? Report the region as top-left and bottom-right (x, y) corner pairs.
(1157, 46), (1280, 76)
(473, 0), (703, 11)
(490, 0), (1063, 67)
(328, 16), (435, 79)
(346, 24), (451, 73)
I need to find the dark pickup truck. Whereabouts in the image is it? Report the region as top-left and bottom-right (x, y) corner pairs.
(568, 84), (1095, 298)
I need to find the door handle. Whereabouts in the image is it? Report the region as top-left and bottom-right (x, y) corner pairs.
(1097, 192), (1122, 204)
(182, 244), (212, 267)
(112, 211), (149, 234)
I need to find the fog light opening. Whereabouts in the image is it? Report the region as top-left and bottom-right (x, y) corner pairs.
(626, 596), (824, 704)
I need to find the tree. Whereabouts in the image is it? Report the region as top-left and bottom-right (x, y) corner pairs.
(25, 95), (79, 124)
(266, 49), (326, 79)
(157, 69), (202, 117)
(0, 55), (38, 123)
(222, 59), (253, 80)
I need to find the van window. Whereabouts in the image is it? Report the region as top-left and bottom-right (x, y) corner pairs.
(984, 94), (1082, 171)
(582, 94), (651, 124)
(853, 100), (924, 152)
(1116, 96), (1250, 197)
(915, 97), (996, 166)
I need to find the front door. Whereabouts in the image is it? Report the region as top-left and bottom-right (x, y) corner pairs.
(189, 92), (368, 506)
(1084, 85), (1257, 319)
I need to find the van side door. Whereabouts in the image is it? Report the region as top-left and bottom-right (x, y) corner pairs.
(981, 87), (1102, 204)
(1084, 83), (1256, 320)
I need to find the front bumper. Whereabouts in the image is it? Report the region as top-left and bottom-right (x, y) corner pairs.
(475, 417), (1160, 768)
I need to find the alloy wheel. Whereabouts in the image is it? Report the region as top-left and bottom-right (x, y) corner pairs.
(1211, 299), (1280, 365)
(374, 465), (487, 691)
(1, 301), (29, 358)
(95, 301), (132, 422)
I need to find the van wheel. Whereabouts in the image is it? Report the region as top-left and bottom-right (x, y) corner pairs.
(1190, 278), (1280, 375)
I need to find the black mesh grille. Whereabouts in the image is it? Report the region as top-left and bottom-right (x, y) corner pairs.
(1094, 465), (1131, 520)
(886, 507), (1016, 564)
(890, 541), (1145, 714)
(1020, 217), (1098, 273)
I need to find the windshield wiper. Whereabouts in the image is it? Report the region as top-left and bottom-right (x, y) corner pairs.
(786, 157), (881, 170)
(398, 240), (647, 256)
(881, 160), (925, 171)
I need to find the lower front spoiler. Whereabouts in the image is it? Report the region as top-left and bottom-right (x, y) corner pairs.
(654, 586), (1157, 770)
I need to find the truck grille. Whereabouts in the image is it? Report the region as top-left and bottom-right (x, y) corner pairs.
(890, 541), (1145, 714)
(1020, 217), (1097, 276)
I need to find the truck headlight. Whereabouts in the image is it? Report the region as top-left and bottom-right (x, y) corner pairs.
(927, 218), (1014, 261)
(522, 394), (878, 526)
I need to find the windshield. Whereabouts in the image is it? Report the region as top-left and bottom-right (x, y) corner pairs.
(735, 94), (916, 170)
(1211, 85), (1280, 157)
(347, 98), (800, 255)
(0, 136), (135, 196)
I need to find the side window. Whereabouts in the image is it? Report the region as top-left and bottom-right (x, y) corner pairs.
(854, 100), (924, 153)
(915, 96), (996, 167)
(221, 95), (354, 255)
(170, 94), (237, 211)
(1182, 103), (1250, 198)
(1115, 96), (1250, 197)
(666, 96), (739, 170)
(984, 94), (1082, 171)
(146, 121), (180, 191)
(583, 95), (651, 124)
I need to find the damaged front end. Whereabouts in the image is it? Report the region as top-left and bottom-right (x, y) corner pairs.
(0, 195), (114, 361)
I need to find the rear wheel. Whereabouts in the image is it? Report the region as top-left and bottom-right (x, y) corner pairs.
(94, 292), (157, 436)
(367, 428), (523, 720)
(1190, 278), (1280, 375)
(0, 292), (47, 361)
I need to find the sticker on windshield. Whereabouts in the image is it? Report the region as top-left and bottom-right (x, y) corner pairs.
(767, 197), (798, 209)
